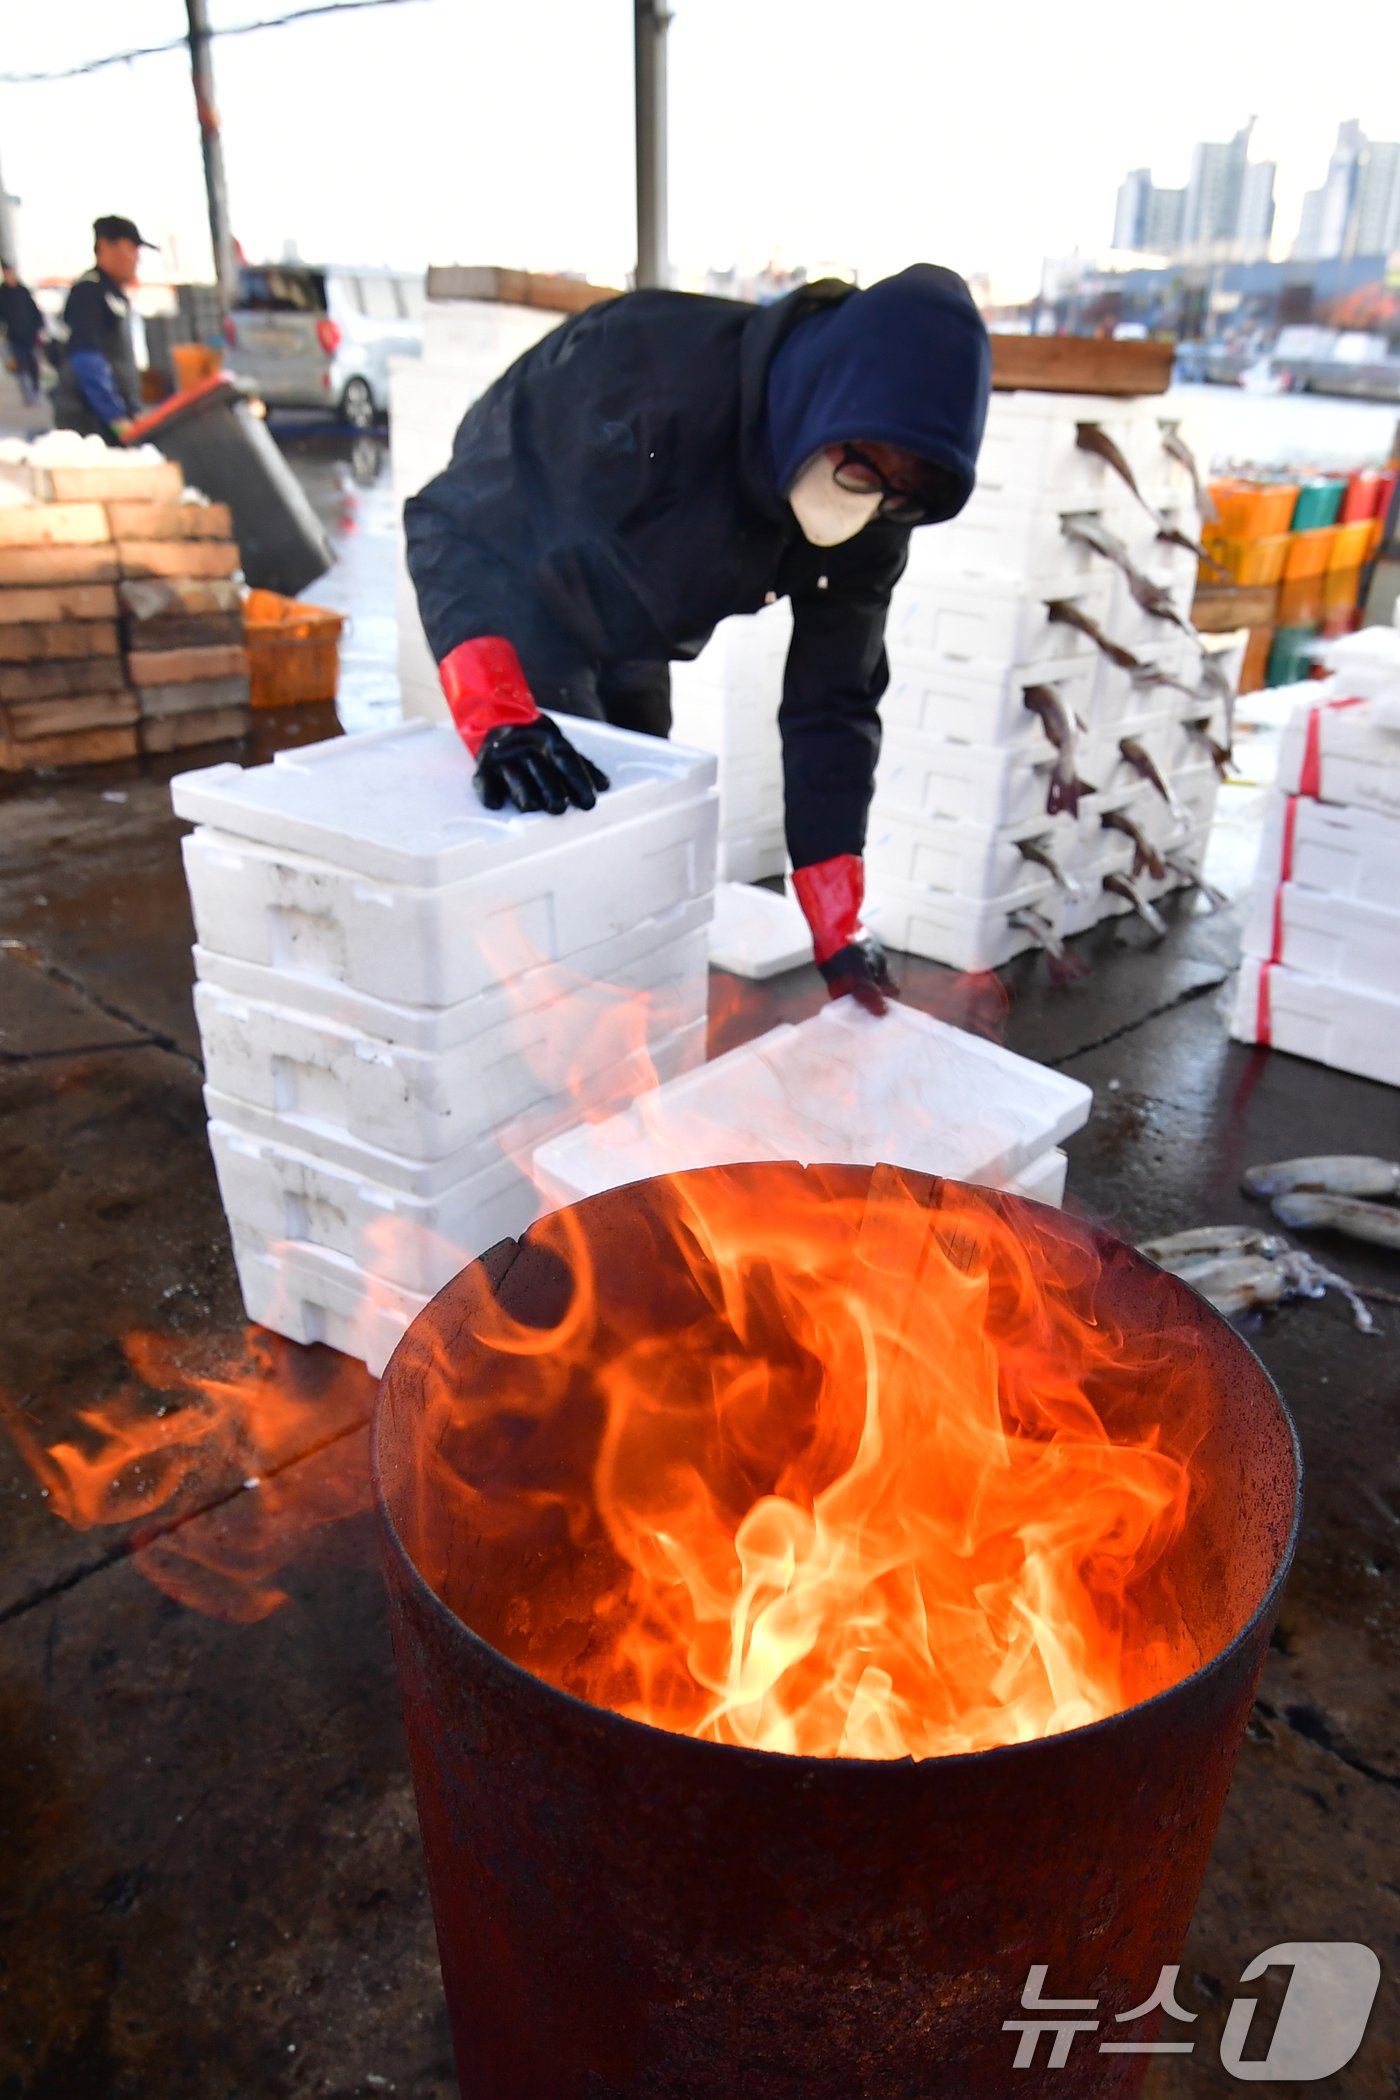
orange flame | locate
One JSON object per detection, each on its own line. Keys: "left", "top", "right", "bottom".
{"left": 3, "top": 1328, "right": 375, "bottom": 1622}
{"left": 401, "top": 1165, "right": 1208, "bottom": 1760}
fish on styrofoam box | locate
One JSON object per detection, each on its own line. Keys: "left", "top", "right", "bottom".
{"left": 880, "top": 648, "right": 1098, "bottom": 748}
{"left": 886, "top": 570, "right": 1114, "bottom": 670}
{"left": 1231, "top": 958, "right": 1400, "bottom": 1087}
{"left": 864, "top": 802, "right": 1090, "bottom": 904}
{"left": 193, "top": 904, "right": 712, "bottom": 1162}
{"left": 173, "top": 722, "right": 718, "bottom": 1008}
{"left": 1088, "top": 634, "right": 1197, "bottom": 730}
{"left": 874, "top": 721, "right": 1060, "bottom": 831}
{"left": 208, "top": 1017, "right": 706, "bottom": 1299}
{"left": 1276, "top": 693, "right": 1400, "bottom": 817}
{"left": 863, "top": 870, "right": 1067, "bottom": 971}
{"left": 706, "top": 880, "right": 812, "bottom": 979}
{"left": 532, "top": 1000, "right": 1092, "bottom": 1209}
{"left": 900, "top": 488, "right": 1107, "bottom": 591}
{"left": 230, "top": 1224, "right": 426, "bottom": 1377}
{"left": 974, "top": 392, "right": 1153, "bottom": 504}
{"left": 1252, "top": 788, "right": 1400, "bottom": 898}
{"left": 1241, "top": 881, "right": 1400, "bottom": 997}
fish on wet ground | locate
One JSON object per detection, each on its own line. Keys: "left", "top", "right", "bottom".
{"left": 1269, "top": 1190, "right": 1400, "bottom": 1251}
{"left": 1242, "top": 1156, "right": 1400, "bottom": 1200}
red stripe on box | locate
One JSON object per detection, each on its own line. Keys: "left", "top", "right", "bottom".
{"left": 1255, "top": 961, "right": 1274, "bottom": 1046}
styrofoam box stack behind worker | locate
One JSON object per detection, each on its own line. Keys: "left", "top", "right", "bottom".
{"left": 862, "top": 390, "right": 1225, "bottom": 972}
{"left": 669, "top": 601, "right": 791, "bottom": 884}
{"left": 1232, "top": 643, "right": 1400, "bottom": 1086}
{"left": 171, "top": 719, "right": 719, "bottom": 1372}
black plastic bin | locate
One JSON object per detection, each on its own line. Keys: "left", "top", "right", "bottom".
{"left": 126, "top": 377, "right": 333, "bottom": 597}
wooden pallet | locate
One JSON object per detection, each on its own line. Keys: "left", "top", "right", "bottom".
{"left": 989, "top": 336, "right": 1174, "bottom": 397}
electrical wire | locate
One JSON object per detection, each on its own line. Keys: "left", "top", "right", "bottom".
{"left": 0, "top": 0, "right": 429, "bottom": 85}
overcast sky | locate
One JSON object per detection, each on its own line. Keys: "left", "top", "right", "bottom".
{"left": 3, "top": 0, "right": 1399, "bottom": 298}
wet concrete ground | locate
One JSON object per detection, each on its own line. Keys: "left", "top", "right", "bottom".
{"left": 1, "top": 416, "right": 1397, "bottom": 2097}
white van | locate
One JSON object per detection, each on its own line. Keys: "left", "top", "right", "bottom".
{"left": 224, "top": 263, "right": 424, "bottom": 426}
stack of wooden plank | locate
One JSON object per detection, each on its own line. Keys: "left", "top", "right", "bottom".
{"left": 0, "top": 452, "right": 251, "bottom": 773}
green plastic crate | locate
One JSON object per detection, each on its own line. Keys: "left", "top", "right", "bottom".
{"left": 1291, "top": 478, "right": 1345, "bottom": 532}
{"left": 1266, "top": 624, "right": 1320, "bottom": 686}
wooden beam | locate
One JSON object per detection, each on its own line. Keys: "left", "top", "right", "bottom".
{"left": 990, "top": 336, "right": 1175, "bottom": 397}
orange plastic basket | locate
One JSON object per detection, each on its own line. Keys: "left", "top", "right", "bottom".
{"left": 1283, "top": 526, "right": 1341, "bottom": 582}
{"left": 1201, "top": 531, "right": 1290, "bottom": 586}
{"left": 1323, "top": 566, "right": 1362, "bottom": 615}
{"left": 1239, "top": 626, "right": 1274, "bottom": 696}
{"left": 1208, "top": 479, "right": 1299, "bottom": 538}
{"left": 1329, "top": 518, "right": 1375, "bottom": 572}
{"left": 243, "top": 587, "right": 344, "bottom": 709}
{"left": 1277, "top": 573, "right": 1324, "bottom": 627}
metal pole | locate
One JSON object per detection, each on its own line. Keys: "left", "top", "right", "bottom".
{"left": 0, "top": 145, "right": 18, "bottom": 268}
{"left": 634, "top": 0, "right": 670, "bottom": 289}
{"left": 185, "top": 0, "right": 239, "bottom": 310}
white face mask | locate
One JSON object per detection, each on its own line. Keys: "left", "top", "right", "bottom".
{"left": 786, "top": 452, "right": 882, "bottom": 546}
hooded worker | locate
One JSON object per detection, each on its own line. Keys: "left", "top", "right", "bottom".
{"left": 404, "top": 265, "right": 992, "bottom": 1012}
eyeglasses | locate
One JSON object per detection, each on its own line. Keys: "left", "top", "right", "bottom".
{"left": 830, "top": 444, "right": 942, "bottom": 526}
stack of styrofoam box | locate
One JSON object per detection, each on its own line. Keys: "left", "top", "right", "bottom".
{"left": 668, "top": 600, "right": 791, "bottom": 882}
{"left": 1231, "top": 633, "right": 1400, "bottom": 1085}
{"left": 863, "top": 392, "right": 1229, "bottom": 969}
{"left": 171, "top": 718, "right": 719, "bottom": 1373}
{"left": 534, "top": 999, "right": 1092, "bottom": 1212}
{"left": 389, "top": 292, "right": 566, "bottom": 724}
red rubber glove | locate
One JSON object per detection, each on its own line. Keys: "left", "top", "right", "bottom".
{"left": 438, "top": 636, "right": 608, "bottom": 815}
{"left": 792, "top": 854, "right": 899, "bottom": 1016}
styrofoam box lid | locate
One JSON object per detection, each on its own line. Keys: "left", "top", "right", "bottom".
{"left": 193, "top": 892, "right": 713, "bottom": 1050}
{"left": 532, "top": 1001, "right": 1092, "bottom": 1200}
{"left": 1279, "top": 693, "right": 1400, "bottom": 795}
{"left": 171, "top": 720, "right": 718, "bottom": 886}
{"left": 707, "top": 881, "right": 811, "bottom": 978}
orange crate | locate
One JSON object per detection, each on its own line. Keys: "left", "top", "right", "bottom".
{"left": 1208, "top": 479, "right": 1299, "bottom": 538}
{"left": 1329, "top": 518, "right": 1374, "bottom": 571}
{"left": 1239, "top": 627, "right": 1274, "bottom": 696}
{"left": 243, "top": 587, "right": 344, "bottom": 709}
{"left": 1277, "top": 573, "right": 1324, "bottom": 626}
{"left": 1323, "top": 566, "right": 1361, "bottom": 615}
{"left": 1201, "top": 530, "right": 1290, "bottom": 586}
{"left": 1283, "top": 526, "right": 1341, "bottom": 581}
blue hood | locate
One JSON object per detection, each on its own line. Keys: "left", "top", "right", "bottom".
{"left": 765, "top": 265, "right": 992, "bottom": 522}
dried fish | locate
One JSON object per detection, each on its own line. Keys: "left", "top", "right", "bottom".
{"left": 1193, "top": 652, "right": 1237, "bottom": 753}
{"left": 1118, "top": 736, "right": 1182, "bottom": 813}
{"left": 1101, "top": 808, "right": 1166, "bottom": 880}
{"left": 1183, "top": 718, "right": 1234, "bottom": 779}
{"left": 1141, "top": 1224, "right": 1289, "bottom": 1267}
{"left": 1023, "top": 684, "right": 1083, "bottom": 815}
{"left": 1270, "top": 1190, "right": 1400, "bottom": 1251}
{"left": 1008, "top": 906, "right": 1066, "bottom": 960}
{"left": 1176, "top": 1250, "right": 1375, "bottom": 1332}
{"left": 1016, "top": 836, "right": 1084, "bottom": 897}
{"left": 1076, "top": 422, "right": 1151, "bottom": 509}
{"left": 1242, "top": 1156, "right": 1400, "bottom": 1200}
{"left": 1104, "top": 869, "right": 1168, "bottom": 936}
{"left": 1062, "top": 515, "right": 1195, "bottom": 636}
{"left": 1160, "top": 423, "right": 1217, "bottom": 522}
{"left": 1164, "top": 853, "right": 1228, "bottom": 910}
{"left": 1047, "top": 598, "right": 1143, "bottom": 673}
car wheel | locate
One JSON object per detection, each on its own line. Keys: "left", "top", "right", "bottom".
{"left": 341, "top": 376, "right": 376, "bottom": 429}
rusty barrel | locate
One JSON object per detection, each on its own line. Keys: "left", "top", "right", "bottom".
{"left": 372, "top": 1166, "right": 1301, "bottom": 2100}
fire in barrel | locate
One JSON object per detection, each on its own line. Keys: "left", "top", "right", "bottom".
{"left": 374, "top": 1163, "right": 1299, "bottom": 2099}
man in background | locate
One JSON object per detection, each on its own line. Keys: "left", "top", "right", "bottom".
{"left": 0, "top": 261, "right": 46, "bottom": 407}
{"left": 52, "top": 214, "right": 156, "bottom": 442}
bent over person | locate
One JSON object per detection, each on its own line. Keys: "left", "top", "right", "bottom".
{"left": 405, "top": 265, "right": 991, "bottom": 1011}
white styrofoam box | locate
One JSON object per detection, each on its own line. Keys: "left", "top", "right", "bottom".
{"left": 532, "top": 1000, "right": 1092, "bottom": 1208}
{"left": 716, "top": 750, "right": 784, "bottom": 832}
{"left": 182, "top": 793, "right": 717, "bottom": 1010}
{"left": 422, "top": 298, "right": 561, "bottom": 366}
{"left": 668, "top": 685, "right": 780, "bottom": 764}
{"left": 1317, "top": 626, "right": 1400, "bottom": 708}
{"left": 974, "top": 392, "right": 1152, "bottom": 503}
{"left": 173, "top": 720, "right": 714, "bottom": 887}
{"left": 880, "top": 650, "right": 1098, "bottom": 748}
{"left": 865, "top": 804, "right": 1073, "bottom": 905}
{"left": 887, "top": 571, "right": 1114, "bottom": 669}
{"left": 864, "top": 871, "right": 1066, "bottom": 971}
{"left": 230, "top": 1224, "right": 426, "bottom": 1377}
{"left": 901, "top": 488, "right": 1107, "bottom": 591}
{"left": 1277, "top": 694, "right": 1400, "bottom": 817}
{"left": 875, "top": 725, "right": 1060, "bottom": 831}
{"left": 194, "top": 923, "right": 711, "bottom": 1162}
{"left": 1003, "top": 1146, "right": 1069, "bottom": 1206}
{"left": 707, "top": 880, "right": 811, "bottom": 978}
{"left": 1241, "top": 882, "right": 1400, "bottom": 996}
{"left": 1231, "top": 958, "right": 1400, "bottom": 1086}
{"left": 716, "top": 829, "right": 788, "bottom": 885}
{"left": 1253, "top": 789, "right": 1400, "bottom": 898}
{"left": 1089, "top": 633, "right": 1196, "bottom": 730}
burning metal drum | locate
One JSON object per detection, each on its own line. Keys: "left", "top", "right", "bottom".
{"left": 373, "top": 1164, "right": 1299, "bottom": 2099}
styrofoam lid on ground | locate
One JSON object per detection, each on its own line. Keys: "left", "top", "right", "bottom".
{"left": 1318, "top": 628, "right": 1400, "bottom": 718}
{"left": 170, "top": 720, "right": 718, "bottom": 885}
{"left": 707, "top": 881, "right": 811, "bottom": 979}
{"left": 533, "top": 1000, "right": 1092, "bottom": 1203}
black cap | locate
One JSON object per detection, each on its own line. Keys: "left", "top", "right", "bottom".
{"left": 94, "top": 215, "right": 158, "bottom": 250}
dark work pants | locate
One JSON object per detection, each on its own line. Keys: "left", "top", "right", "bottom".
{"left": 515, "top": 644, "right": 672, "bottom": 741}
{"left": 9, "top": 339, "right": 41, "bottom": 403}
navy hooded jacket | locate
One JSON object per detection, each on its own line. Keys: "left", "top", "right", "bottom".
{"left": 405, "top": 267, "right": 991, "bottom": 870}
